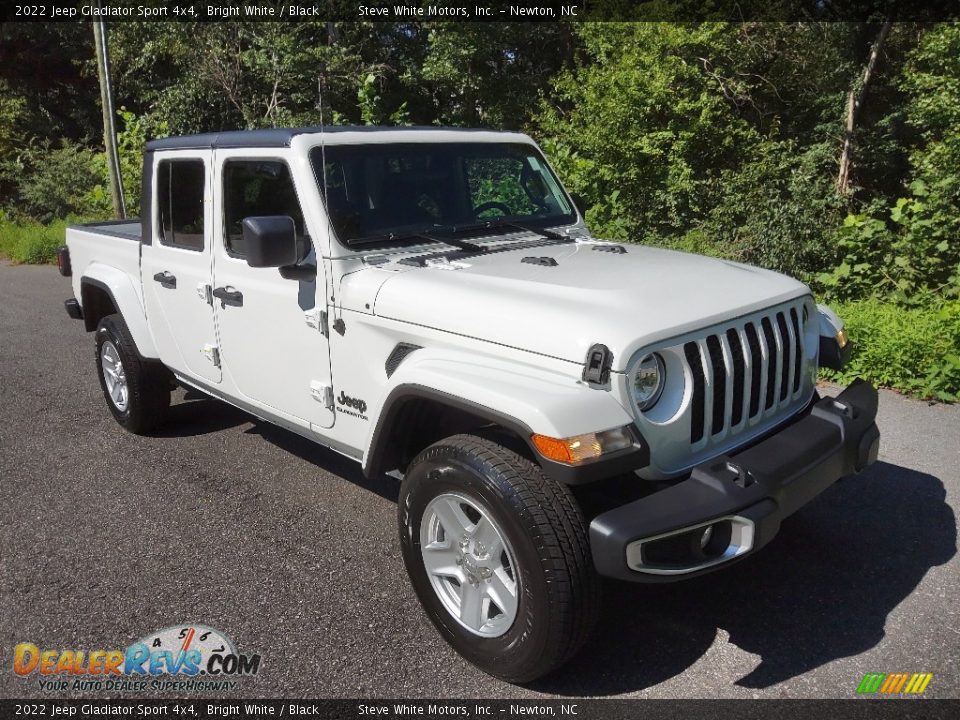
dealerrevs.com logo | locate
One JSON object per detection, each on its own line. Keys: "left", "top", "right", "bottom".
{"left": 13, "top": 624, "right": 261, "bottom": 693}
{"left": 856, "top": 672, "right": 934, "bottom": 696}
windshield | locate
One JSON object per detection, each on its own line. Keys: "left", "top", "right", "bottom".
{"left": 309, "top": 142, "right": 575, "bottom": 247}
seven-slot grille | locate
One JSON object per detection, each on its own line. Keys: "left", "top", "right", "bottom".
{"left": 683, "top": 304, "right": 807, "bottom": 445}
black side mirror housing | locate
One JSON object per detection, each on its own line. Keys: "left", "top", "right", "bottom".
{"left": 242, "top": 216, "right": 308, "bottom": 268}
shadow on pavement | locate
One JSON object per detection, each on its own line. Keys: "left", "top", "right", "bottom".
{"left": 151, "top": 390, "right": 251, "bottom": 438}
{"left": 533, "top": 461, "right": 956, "bottom": 695}
{"left": 152, "top": 390, "right": 401, "bottom": 502}
{"left": 247, "top": 420, "right": 401, "bottom": 504}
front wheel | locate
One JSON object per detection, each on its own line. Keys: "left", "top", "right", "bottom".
{"left": 398, "top": 434, "right": 599, "bottom": 683}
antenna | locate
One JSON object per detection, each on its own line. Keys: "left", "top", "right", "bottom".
{"left": 318, "top": 77, "right": 330, "bottom": 240}
{"left": 318, "top": 74, "right": 340, "bottom": 323}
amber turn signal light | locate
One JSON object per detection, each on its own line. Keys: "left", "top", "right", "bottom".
{"left": 531, "top": 426, "right": 634, "bottom": 465}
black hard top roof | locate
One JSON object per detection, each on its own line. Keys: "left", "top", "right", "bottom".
{"left": 145, "top": 126, "right": 504, "bottom": 151}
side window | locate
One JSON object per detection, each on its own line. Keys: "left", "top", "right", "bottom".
{"left": 222, "top": 160, "right": 306, "bottom": 257}
{"left": 156, "top": 159, "right": 205, "bottom": 251}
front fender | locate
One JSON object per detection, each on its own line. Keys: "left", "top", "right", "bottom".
{"left": 362, "top": 347, "right": 641, "bottom": 481}
{"left": 81, "top": 263, "right": 159, "bottom": 359}
{"left": 817, "top": 303, "right": 852, "bottom": 370}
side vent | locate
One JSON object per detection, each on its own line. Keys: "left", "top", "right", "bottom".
{"left": 591, "top": 244, "right": 626, "bottom": 254}
{"left": 521, "top": 256, "right": 558, "bottom": 267}
{"left": 385, "top": 343, "right": 422, "bottom": 378}
{"left": 582, "top": 343, "right": 612, "bottom": 384}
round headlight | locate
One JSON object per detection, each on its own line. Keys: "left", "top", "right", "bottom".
{"left": 631, "top": 352, "right": 665, "bottom": 411}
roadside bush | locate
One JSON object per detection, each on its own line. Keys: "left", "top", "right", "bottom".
{"left": 697, "top": 140, "right": 846, "bottom": 280}
{"left": 0, "top": 110, "right": 156, "bottom": 223}
{"left": 0, "top": 141, "right": 104, "bottom": 222}
{"left": 83, "top": 108, "right": 158, "bottom": 216}
{"left": 0, "top": 218, "right": 73, "bottom": 264}
{"left": 817, "top": 179, "right": 960, "bottom": 305}
{"left": 822, "top": 300, "right": 960, "bottom": 401}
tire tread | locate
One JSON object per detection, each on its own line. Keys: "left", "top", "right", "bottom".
{"left": 405, "top": 433, "right": 599, "bottom": 682}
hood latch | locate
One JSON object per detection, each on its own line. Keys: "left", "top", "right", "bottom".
{"left": 583, "top": 343, "right": 613, "bottom": 384}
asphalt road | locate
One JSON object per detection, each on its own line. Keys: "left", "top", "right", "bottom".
{"left": 1, "top": 262, "right": 958, "bottom": 700}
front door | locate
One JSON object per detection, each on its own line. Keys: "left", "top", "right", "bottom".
{"left": 211, "top": 153, "right": 334, "bottom": 429}
{"left": 141, "top": 153, "right": 221, "bottom": 383}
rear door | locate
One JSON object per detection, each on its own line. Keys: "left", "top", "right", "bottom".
{"left": 210, "top": 151, "right": 334, "bottom": 428}
{"left": 141, "top": 153, "right": 221, "bottom": 383}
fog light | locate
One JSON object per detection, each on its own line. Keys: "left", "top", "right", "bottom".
{"left": 626, "top": 517, "right": 755, "bottom": 574}
{"left": 699, "top": 524, "right": 714, "bottom": 549}
{"left": 531, "top": 426, "right": 634, "bottom": 464}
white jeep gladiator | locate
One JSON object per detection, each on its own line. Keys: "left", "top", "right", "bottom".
{"left": 59, "top": 127, "right": 880, "bottom": 682}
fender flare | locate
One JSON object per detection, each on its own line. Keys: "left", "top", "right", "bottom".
{"left": 816, "top": 303, "right": 852, "bottom": 370}
{"left": 362, "top": 349, "right": 646, "bottom": 483}
{"left": 81, "top": 264, "right": 159, "bottom": 359}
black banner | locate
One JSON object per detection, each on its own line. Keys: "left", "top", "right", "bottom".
{"left": 2, "top": 0, "right": 960, "bottom": 24}
{"left": 1, "top": 699, "right": 959, "bottom": 720}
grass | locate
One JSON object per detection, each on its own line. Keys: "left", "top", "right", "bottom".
{"left": 0, "top": 218, "right": 73, "bottom": 264}
{"left": 821, "top": 299, "right": 960, "bottom": 402}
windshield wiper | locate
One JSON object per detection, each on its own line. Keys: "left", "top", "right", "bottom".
{"left": 347, "top": 220, "right": 565, "bottom": 253}
{"left": 432, "top": 219, "right": 566, "bottom": 241}
{"left": 348, "top": 231, "right": 483, "bottom": 253}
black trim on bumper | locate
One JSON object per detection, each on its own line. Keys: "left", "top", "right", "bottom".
{"left": 590, "top": 379, "right": 880, "bottom": 582}
{"left": 64, "top": 298, "right": 83, "bottom": 320}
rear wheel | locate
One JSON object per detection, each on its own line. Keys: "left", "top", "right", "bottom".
{"left": 95, "top": 314, "right": 170, "bottom": 434}
{"left": 398, "top": 433, "right": 599, "bottom": 683}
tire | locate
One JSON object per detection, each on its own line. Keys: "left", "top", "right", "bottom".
{"left": 95, "top": 314, "right": 170, "bottom": 434}
{"left": 398, "top": 433, "right": 600, "bottom": 683}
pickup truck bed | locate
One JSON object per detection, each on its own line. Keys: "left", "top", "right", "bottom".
{"left": 66, "top": 220, "right": 142, "bottom": 279}
{"left": 65, "top": 219, "right": 146, "bottom": 339}
{"left": 73, "top": 220, "right": 142, "bottom": 241}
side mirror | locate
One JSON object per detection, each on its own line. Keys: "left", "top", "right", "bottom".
{"left": 242, "top": 216, "right": 307, "bottom": 268}
{"left": 569, "top": 192, "right": 588, "bottom": 216}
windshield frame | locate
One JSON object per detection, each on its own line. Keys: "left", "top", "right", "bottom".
{"left": 307, "top": 139, "right": 580, "bottom": 253}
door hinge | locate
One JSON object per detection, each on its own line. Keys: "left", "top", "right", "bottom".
{"left": 305, "top": 309, "right": 329, "bottom": 337}
{"left": 201, "top": 344, "right": 221, "bottom": 368}
{"left": 310, "top": 381, "right": 334, "bottom": 409}
{"left": 197, "top": 283, "right": 213, "bottom": 305}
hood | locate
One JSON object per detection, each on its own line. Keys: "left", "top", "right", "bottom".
{"left": 363, "top": 241, "right": 811, "bottom": 371}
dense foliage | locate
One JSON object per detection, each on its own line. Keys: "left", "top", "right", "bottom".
{"left": 0, "top": 21, "right": 957, "bottom": 398}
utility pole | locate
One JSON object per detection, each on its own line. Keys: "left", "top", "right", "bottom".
{"left": 92, "top": 3, "right": 125, "bottom": 219}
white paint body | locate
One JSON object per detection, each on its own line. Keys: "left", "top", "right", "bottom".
{"left": 67, "top": 129, "right": 838, "bottom": 479}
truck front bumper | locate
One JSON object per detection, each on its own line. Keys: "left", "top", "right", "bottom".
{"left": 590, "top": 379, "right": 880, "bottom": 581}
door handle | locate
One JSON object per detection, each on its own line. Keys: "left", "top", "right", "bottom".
{"left": 153, "top": 271, "right": 177, "bottom": 289}
{"left": 212, "top": 286, "right": 243, "bottom": 307}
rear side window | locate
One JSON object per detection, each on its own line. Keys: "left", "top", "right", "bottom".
{"left": 156, "top": 159, "right": 205, "bottom": 251}
{"left": 222, "top": 160, "right": 306, "bottom": 257}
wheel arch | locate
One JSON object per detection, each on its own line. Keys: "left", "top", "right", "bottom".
{"left": 363, "top": 385, "right": 535, "bottom": 479}
{"left": 362, "top": 348, "right": 645, "bottom": 484}
{"left": 80, "top": 266, "right": 159, "bottom": 359}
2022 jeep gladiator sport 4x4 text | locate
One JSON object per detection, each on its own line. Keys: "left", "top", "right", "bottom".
{"left": 59, "top": 127, "right": 880, "bottom": 682}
